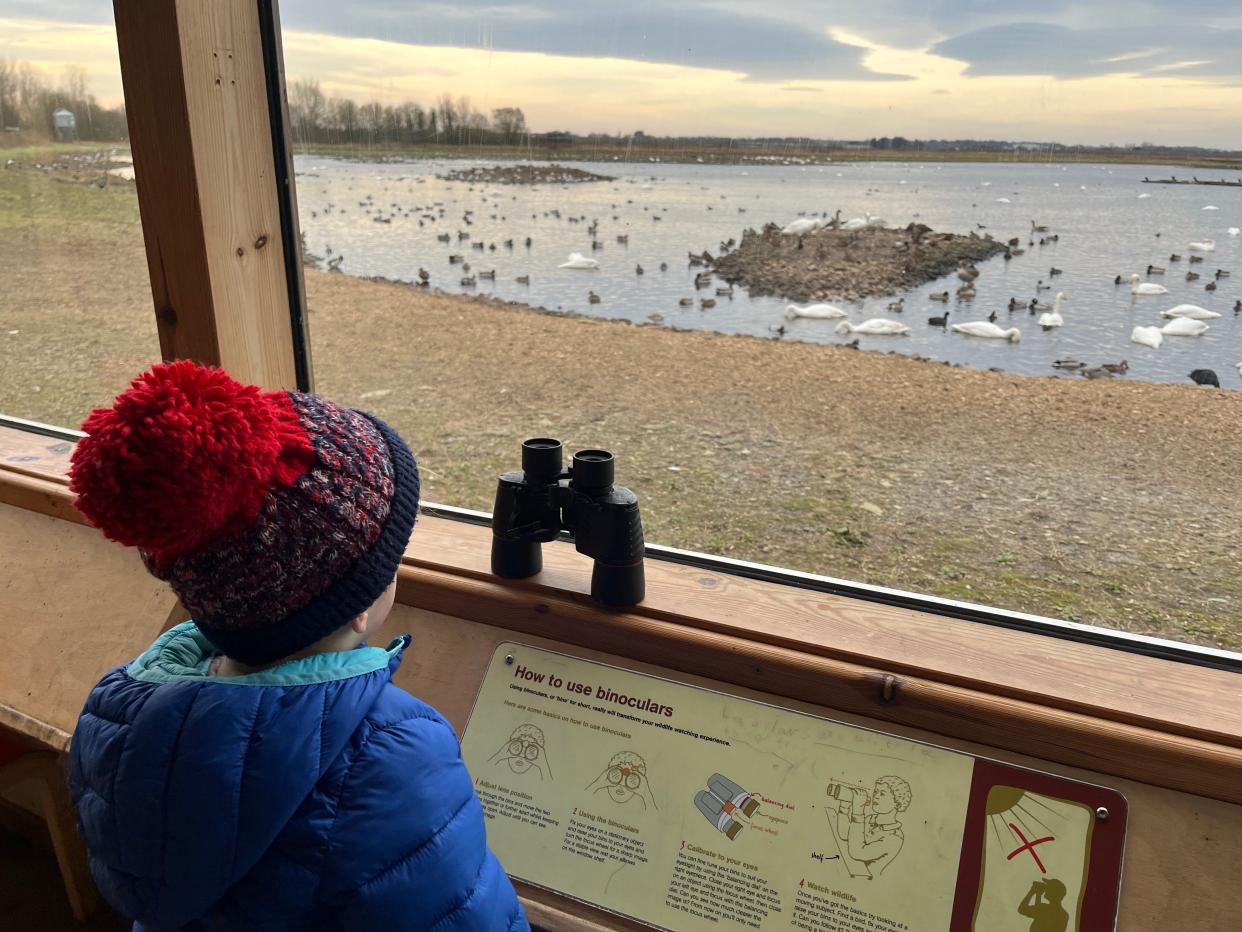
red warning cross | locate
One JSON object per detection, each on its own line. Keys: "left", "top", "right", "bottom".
{"left": 1006, "top": 823, "right": 1055, "bottom": 873}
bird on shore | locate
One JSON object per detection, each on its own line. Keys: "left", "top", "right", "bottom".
{"left": 1189, "top": 369, "right": 1220, "bottom": 387}
{"left": 771, "top": 324, "right": 787, "bottom": 337}
{"left": 951, "top": 321, "right": 1022, "bottom": 341}
{"left": 1130, "top": 274, "right": 1168, "bottom": 295}
{"left": 835, "top": 319, "right": 910, "bottom": 335}
{"left": 957, "top": 261, "right": 980, "bottom": 282}
{"left": 417, "top": 267, "right": 430, "bottom": 282}
{"left": 928, "top": 310, "right": 950, "bottom": 327}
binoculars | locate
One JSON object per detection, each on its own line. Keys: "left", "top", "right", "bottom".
{"left": 491, "top": 438, "right": 645, "bottom": 606}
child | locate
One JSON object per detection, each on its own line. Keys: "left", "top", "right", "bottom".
{"left": 66, "top": 360, "right": 528, "bottom": 931}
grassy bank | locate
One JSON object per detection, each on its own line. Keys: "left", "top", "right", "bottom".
{"left": 293, "top": 141, "right": 1242, "bottom": 170}
{"left": 3, "top": 154, "right": 1241, "bottom": 651}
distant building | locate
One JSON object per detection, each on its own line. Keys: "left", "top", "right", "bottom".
{"left": 53, "top": 108, "right": 78, "bottom": 142}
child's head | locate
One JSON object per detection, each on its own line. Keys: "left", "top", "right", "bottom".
{"left": 67, "top": 361, "right": 420, "bottom": 666}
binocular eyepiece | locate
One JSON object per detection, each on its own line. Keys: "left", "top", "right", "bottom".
{"left": 491, "top": 438, "right": 645, "bottom": 606}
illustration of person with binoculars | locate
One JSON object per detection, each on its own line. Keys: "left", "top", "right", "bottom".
{"left": 823, "top": 775, "right": 912, "bottom": 878}
{"left": 489, "top": 723, "right": 553, "bottom": 780}
{"left": 585, "top": 751, "right": 658, "bottom": 810}
{"left": 1017, "top": 878, "right": 1068, "bottom": 931}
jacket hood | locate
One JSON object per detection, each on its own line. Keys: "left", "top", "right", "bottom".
{"left": 69, "top": 622, "right": 409, "bottom": 928}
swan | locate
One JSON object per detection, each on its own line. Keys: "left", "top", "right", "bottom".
{"left": 785, "top": 303, "right": 847, "bottom": 320}
{"left": 1229, "top": 228, "right": 1241, "bottom": 236}
{"left": 781, "top": 217, "right": 822, "bottom": 236}
{"left": 841, "top": 217, "right": 868, "bottom": 231}
{"left": 1188, "top": 239, "right": 1216, "bottom": 252}
{"left": 996, "top": 197, "right": 1011, "bottom": 204}
{"left": 1202, "top": 205, "right": 1220, "bottom": 211}
{"left": 1130, "top": 326, "right": 1163, "bottom": 349}
{"left": 1161, "top": 317, "right": 1209, "bottom": 336}
{"left": 1162, "top": 304, "right": 1221, "bottom": 320}
{"left": 1129, "top": 274, "right": 1167, "bottom": 295}
{"left": 834, "top": 318, "right": 909, "bottom": 335}
{"left": 1137, "top": 193, "right": 1152, "bottom": 199}
{"left": 559, "top": 252, "right": 599, "bottom": 270}
{"left": 1037, "top": 292, "right": 1066, "bottom": 328}
{"left": 951, "top": 321, "right": 1022, "bottom": 341}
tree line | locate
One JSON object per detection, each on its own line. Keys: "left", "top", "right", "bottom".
{"left": 287, "top": 79, "right": 528, "bottom": 147}
{"left": 0, "top": 60, "right": 128, "bottom": 141}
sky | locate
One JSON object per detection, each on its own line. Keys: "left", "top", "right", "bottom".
{"left": 2, "top": 1, "right": 1241, "bottom": 147}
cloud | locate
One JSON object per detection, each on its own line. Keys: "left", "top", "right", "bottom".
{"left": 931, "top": 23, "right": 1242, "bottom": 80}
{"left": 276, "top": 0, "right": 909, "bottom": 82}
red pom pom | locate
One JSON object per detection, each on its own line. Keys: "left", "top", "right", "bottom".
{"left": 68, "top": 360, "right": 314, "bottom": 563}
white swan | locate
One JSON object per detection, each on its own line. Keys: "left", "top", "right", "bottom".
{"left": 1129, "top": 274, "right": 1168, "bottom": 296}
{"left": 1202, "top": 205, "right": 1220, "bottom": 211}
{"left": 781, "top": 217, "right": 822, "bottom": 236}
{"left": 1161, "top": 317, "right": 1209, "bottom": 336}
{"left": 1037, "top": 292, "right": 1066, "bottom": 328}
{"left": 1137, "top": 193, "right": 1152, "bottom": 199}
{"left": 1229, "top": 227, "right": 1241, "bottom": 236}
{"left": 1130, "top": 326, "right": 1163, "bottom": 349}
{"left": 558, "top": 252, "right": 599, "bottom": 270}
{"left": 1162, "top": 304, "right": 1221, "bottom": 320}
{"left": 1188, "top": 239, "right": 1216, "bottom": 252}
{"left": 841, "top": 217, "right": 868, "bottom": 231}
{"left": 995, "top": 197, "right": 1011, "bottom": 204}
{"left": 951, "top": 321, "right": 1022, "bottom": 342}
{"left": 834, "top": 318, "right": 909, "bottom": 335}
{"left": 785, "top": 303, "right": 847, "bottom": 320}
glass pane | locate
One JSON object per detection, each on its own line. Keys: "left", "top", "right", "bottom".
{"left": 0, "top": 5, "right": 157, "bottom": 430}
{"left": 278, "top": 3, "right": 1242, "bottom": 652}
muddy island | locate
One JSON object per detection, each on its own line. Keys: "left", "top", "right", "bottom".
{"left": 436, "top": 164, "right": 613, "bottom": 185}
{"left": 709, "top": 222, "right": 1007, "bottom": 302}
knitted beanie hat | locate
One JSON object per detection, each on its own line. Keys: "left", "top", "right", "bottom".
{"left": 67, "top": 360, "right": 420, "bottom": 666}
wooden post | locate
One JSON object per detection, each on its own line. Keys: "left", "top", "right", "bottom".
{"left": 113, "top": 0, "right": 308, "bottom": 390}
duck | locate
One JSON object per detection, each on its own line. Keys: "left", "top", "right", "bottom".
{"left": 635, "top": 264, "right": 644, "bottom": 275}
{"left": 1031, "top": 220, "right": 1049, "bottom": 232}
{"left": 417, "top": 267, "right": 430, "bottom": 282}
{"left": 1162, "top": 304, "right": 1220, "bottom": 320}
{"left": 1035, "top": 280, "right": 1052, "bottom": 291}
{"left": 957, "top": 262, "right": 980, "bottom": 282}
{"left": 1169, "top": 254, "right": 1182, "bottom": 262}
{"left": 951, "top": 321, "right": 1022, "bottom": 341}
{"left": 1188, "top": 254, "right": 1204, "bottom": 264}
{"left": 1235, "top": 300, "right": 1242, "bottom": 313}
{"left": 559, "top": 252, "right": 599, "bottom": 270}
{"left": 887, "top": 298, "right": 905, "bottom": 313}
{"left": 588, "top": 291, "right": 601, "bottom": 304}
{"left": 1052, "top": 358, "right": 1086, "bottom": 370}
{"left": 1189, "top": 369, "right": 1220, "bottom": 387}
{"left": 1147, "top": 264, "right": 1165, "bottom": 275}
{"left": 478, "top": 269, "right": 496, "bottom": 280}
{"left": 1130, "top": 274, "right": 1168, "bottom": 295}
{"left": 1186, "top": 271, "right": 1201, "bottom": 281}
{"left": 1082, "top": 367, "right": 1113, "bottom": 380}
{"left": 1029, "top": 298, "right": 1050, "bottom": 312}
{"left": 929, "top": 291, "right": 950, "bottom": 302}
{"left": 785, "top": 303, "right": 847, "bottom": 320}
{"left": 647, "top": 313, "right": 664, "bottom": 322}
{"left": 700, "top": 298, "right": 717, "bottom": 309}
{"left": 448, "top": 254, "right": 464, "bottom": 264}
{"left": 716, "top": 285, "right": 734, "bottom": 297}
{"left": 1206, "top": 281, "right": 1217, "bottom": 292}
{"left": 1048, "top": 266, "right": 1063, "bottom": 276}
{"left": 460, "top": 275, "right": 476, "bottom": 286}
{"left": 1038, "top": 292, "right": 1066, "bottom": 329}
{"left": 1161, "top": 317, "right": 1209, "bottom": 336}
{"left": 834, "top": 319, "right": 910, "bottom": 336}
{"left": 1008, "top": 297, "right": 1023, "bottom": 311}
{"left": 1217, "top": 269, "right": 1231, "bottom": 279}
{"left": 1189, "top": 239, "right": 1216, "bottom": 252}
{"left": 1101, "top": 360, "right": 1129, "bottom": 374}
{"left": 987, "top": 310, "right": 998, "bottom": 322}
{"left": 516, "top": 275, "right": 530, "bottom": 285}
{"left": 659, "top": 262, "right": 669, "bottom": 272}
{"left": 1130, "top": 326, "right": 1163, "bottom": 349}
{"left": 928, "top": 310, "right": 950, "bottom": 327}
{"left": 678, "top": 298, "right": 694, "bottom": 307}
{"left": 957, "top": 283, "right": 977, "bottom": 299}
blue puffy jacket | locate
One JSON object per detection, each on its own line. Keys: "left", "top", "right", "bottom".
{"left": 68, "top": 622, "right": 528, "bottom": 931}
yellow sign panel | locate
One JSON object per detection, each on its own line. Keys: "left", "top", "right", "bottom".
{"left": 460, "top": 643, "right": 1125, "bottom": 931}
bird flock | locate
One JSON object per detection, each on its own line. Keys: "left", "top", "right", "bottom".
{"left": 297, "top": 163, "right": 1239, "bottom": 387}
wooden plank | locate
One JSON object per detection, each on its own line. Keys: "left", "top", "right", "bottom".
{"left": 175, "top": 0, "right": 298, "bottom": 389}
{"left": 113, "top": 0, "right": 219, "bottom": 367}
{"left": 376, "top": 606, "right": 1242, "bottom": 932}
{"left": 112, "top": 0, "right": 298, "bottom": 390}
{"left": 396, "top": 565, "right": 1242, "bottom": 807}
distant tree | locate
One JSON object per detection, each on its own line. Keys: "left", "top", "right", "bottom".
{"left": 435, "top": 93, "right": 457, "bottom": 134}
{"left": 288, "top": 79, "right": 327, "bottom": 144}
{"left": 492, "top": 106, "right": 527, "bottom": 143}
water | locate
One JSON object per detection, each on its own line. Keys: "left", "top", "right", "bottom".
{"left": 295, "top": 156, "right": 1242, "bottom": 385}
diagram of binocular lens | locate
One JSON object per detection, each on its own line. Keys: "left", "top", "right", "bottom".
{"left": 693, "top": 773, "right": 760, "bottom": 840}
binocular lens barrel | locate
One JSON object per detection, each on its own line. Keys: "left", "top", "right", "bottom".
{"left": 572, "top": 449, "right": 614, "bottom": 492}
{"left": 521, "top": 438, "right": 563, "bottom": 481}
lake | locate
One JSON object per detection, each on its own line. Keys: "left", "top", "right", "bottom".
{"left": 294, "top": 156, "right": 1241, "bottom": 386}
